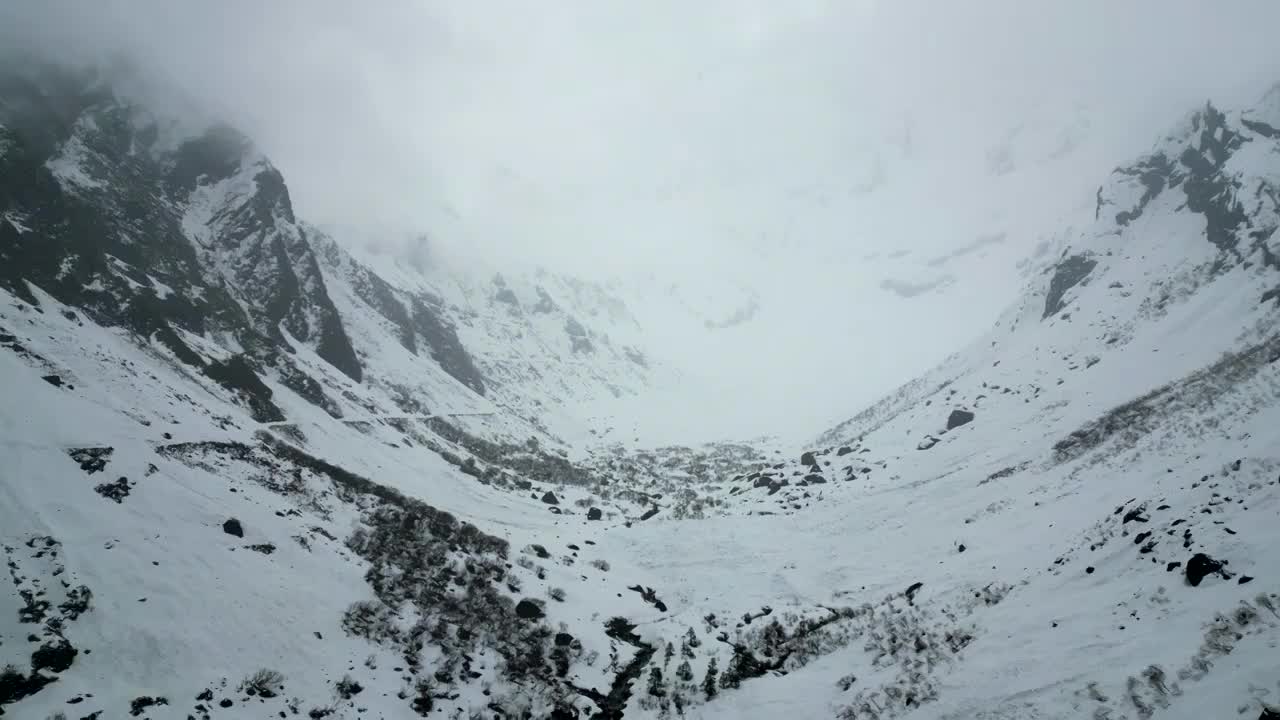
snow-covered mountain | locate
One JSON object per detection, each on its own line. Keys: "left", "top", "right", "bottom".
{"left": 2, "top": 59, "right": 1279, "bottom": 720}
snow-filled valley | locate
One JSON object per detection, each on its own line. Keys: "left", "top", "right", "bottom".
{"left": 2, "top": 61, "right": 1280, "bottom": 720}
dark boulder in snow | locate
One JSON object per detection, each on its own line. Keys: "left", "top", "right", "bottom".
{"left": 904, "top": 582, "right": 924, "bottom": 604}
{"left": 800, "top": 451, "right": 817, "bottom": 466}
{"left": 541, "top": 491, "right": 559, "bottom": 505}
{"left": 836, "top": 446, "right": 854, "bottom": 456}
{"left": 41, "top": 374, "right": 63, "bottom": 387}
{"left": 946, "top": 409, "right": 975, "bottom": 430}
{"left": 555, "top": 632, "right": 574, "bottom": 647}
{"left": 222, "top": 518, "right": 244, "bottom": 538}
{"left": 1185, "top": 552, "right": 1227, "bottom": 586}
{"left": 515, "top": 599, "right": 545, "bottom": 620}
{"left": 917, "top": 436, "right": 939, "bottom": 451}
{"left": 587, "top": 507, "right": 603, "bottom": 521}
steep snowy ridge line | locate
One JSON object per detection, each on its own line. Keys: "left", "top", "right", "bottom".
{"left": 2, "top": 65, "right": 1280, "bottom": 718}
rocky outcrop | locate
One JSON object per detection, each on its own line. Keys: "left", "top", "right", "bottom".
{"left": 1043, "top": 254, "right": 1097, "bottom": 319}
{"left": 946, "top": 409, "right": 975, "bottom": 430}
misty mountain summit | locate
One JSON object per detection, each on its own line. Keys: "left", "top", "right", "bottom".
{"left": 3, "top": 34, "right": 1280, "bottom": 720}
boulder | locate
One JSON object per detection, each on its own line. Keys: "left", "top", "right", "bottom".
{"left": 1186, "top": 552, "right": 1226, "bottom": 587}
{"left": 515, "top": 599, "right": 545, "bottom": 620}
{"left": 946, "top": 409, "right": 975, "bottom": 430}
{"left": 222, "top": 518, "right": 244, "bottom": 538}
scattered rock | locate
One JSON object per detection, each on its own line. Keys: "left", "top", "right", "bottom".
{"left": 68, "top": 447, "right": 113, "bottom": 474}
{"left": 587, "top": 507, "right": 603, "bottom": 521}
{"left": 541, "top": 491, "right": 559, "bottom": 505}
{"left": 836, "top": 446, "right": 854, "bottom": 456}
{"left": 1122, "top": 506, "right": 1150, "bottom": 524}
{"left": 554, "top": 632, "right": 574, "bottom": 647}
{"left": 917, "top": 436, "right": 939, "bottom": 451}
{"left": 222, "top": 518, "right": 244, "bottom": 538}
{"left": 129, "top": 696, "right": 168, "bottom": 716}
{"left": 94, "top": 477, "right": 132, "bottom": 503}
{"left": 627, "top": 584, "right": 668, "bottom": 612}
{"left": 800, "top": 451, "right": 817, "bottom": 466}
{"left": 41, "top": 374, "right": 64, "bottom": 387}
{"left": 1086, "top": 566, "right": 1095, "bottom": 574}
{"left": 1239, "top": 575, "right": 1255, "bottom": 585}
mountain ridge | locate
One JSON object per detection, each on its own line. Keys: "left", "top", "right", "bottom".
{"left": 2, "top": 60, "right": 1279, "bottom": 720}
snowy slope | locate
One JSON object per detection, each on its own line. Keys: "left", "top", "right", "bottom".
{"left": 3, "top": 62, "right": 1280, "bottom": 720}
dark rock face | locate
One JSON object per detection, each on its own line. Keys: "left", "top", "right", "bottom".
{"left": 203, "top": 354, "right": 284, "bottom": 423}
{"left": 166, "top": 124, "right": 249, "bottom": 196}
{"left": 0, "top": 67, "right": 364, "bottom": 418}
{"left": 1179, "top": 104, "right": 1248, "bottom": 253}
{"left": 1043, "top": 254, "right": 1098, "bottom": 319}
{"left": 565, "top": 317, "right": 593, "bottom": 354}
{"left": 946, "top": 409, "right": 975, "bottom": 430}
{"left": 1185, "top": 552, "right": 1226, "bottom": 586}
{"left": 222, "top": 518, "right": 244, "bottom": 538}
{"left": 408, "top": 296, "right": 486, "bottom": 395}
{"left": 325, "top": 237, "right": 488, "bottom": 396}
{"left": 514, "top": 599, "right": 545, "bottom": 620}
{"left": 494, "top": 287, "right": 519, "bottom": 307}
{"left": 1112, "top": 152, "right": 1174, "bottom": 226}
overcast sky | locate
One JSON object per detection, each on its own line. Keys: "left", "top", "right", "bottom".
{"left": 5, "top": 0, "right": 1280, "bottom": 440}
